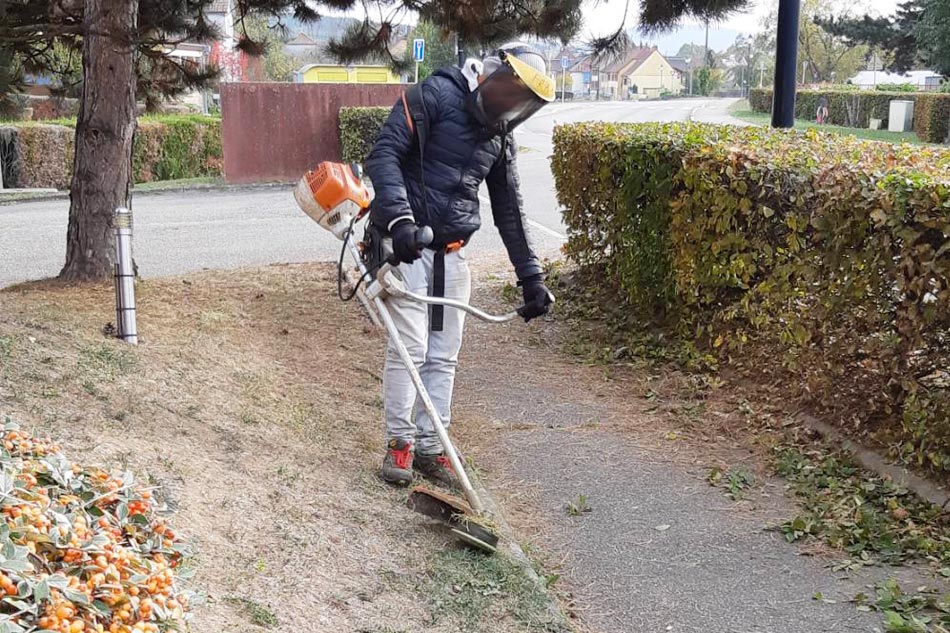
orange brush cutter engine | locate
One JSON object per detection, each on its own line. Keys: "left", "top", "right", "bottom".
{"left": 293, "top": 162, "right": 371, "bottom": 240}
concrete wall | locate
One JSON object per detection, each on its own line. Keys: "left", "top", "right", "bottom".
{"left": 221, "top": 82, "right": 404, "bottom": 184}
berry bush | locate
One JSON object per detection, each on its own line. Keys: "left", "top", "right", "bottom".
{"left": 0, "top": 419, "right": 193, "bottom": 633}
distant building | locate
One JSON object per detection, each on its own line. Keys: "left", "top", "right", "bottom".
{"left": 205, "top": 0, "right": 252, "bottom": 82}
{"left": 284, "top": 33, "right": 321, "bottom": 60}
{"left": 603, "top": 46, "right": 684, "bottom": 99}
{"left": 293, "top": 64, "right": 402, "bottom": 84}
{"left": 849, "top": 69, "right": 943, "bottom": 91}
{"left": 567, "top": 56, "right": 595, "bottom": 97}
{"left": 548, "top": 47, "right": 583, "bottom": 95}
{"left": 664, "top": 56, "right": 694, "bottom": 94}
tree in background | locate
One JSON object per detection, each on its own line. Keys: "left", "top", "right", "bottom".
{"left": 724, "top": 35, "right": 753, "bottom": 90}
{"left": 404, "top": 21, "right": 458, "bottom": 81}
{"left": 694, "top": 66, "right": 723, "bottom": 95}
{"left": 817, "top": 1, "right": 923, "bottom": 74}
{"left": 818, "top": 0, "right": 950, "bottom": 78}
{"left": 676, "top": 43, "right": 706, "bottom": 65}
{"left": 749, "top": 31, "right": 776, "bottom": 88}
{"left": 245, "top": 17, "right": 296, "bottom": 82}
{"left": 918, "top": 0, "right": 950, "bottom": 76}
{"left": 0, "top": 49, "right": 23, "bottom": 117}
{"left": 793, "top": 0, "right": 868, "bottom": 83}
{"left": 34, "top": 41, "right": 84, "bottom": 99}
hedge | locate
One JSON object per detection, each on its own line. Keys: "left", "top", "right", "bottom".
{"left": 749, "top": 88, "right": 950, "bottom": 143}
{"left": 0, "top": 124, "right": 74, "bottom": 189}
{"left": 0, "top": 115, "right": 222, "bottom": 189}
{"left": 339, "top": 107, "right": 390, "bottom": 165}
{"left": 132, "top": 115, "right": 222, "bottom": 182}
{"left": 914, "top": 93, "right": 950, "bottom": 144}
{"left": 553, "top": 122, "right": 950, "bottom": 473}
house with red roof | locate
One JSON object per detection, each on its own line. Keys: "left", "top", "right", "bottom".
{"left": 595, "top": 46, "right": 683, "bottom": 99}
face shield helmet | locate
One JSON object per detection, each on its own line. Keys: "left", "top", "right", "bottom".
{"left": 468, "top": 44, "right": 555, "bottom": 136}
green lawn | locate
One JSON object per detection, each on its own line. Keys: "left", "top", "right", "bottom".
{"left": 2, "top": 113, "right": 220, "bottom": 128}
{"left": 132, "top": 176, "right": 223, "bottom": 192}
{"left": 731, "top": 108, "right": 929, "bottom": 145}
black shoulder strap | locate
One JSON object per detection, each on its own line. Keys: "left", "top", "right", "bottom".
{"left": 403, "top": 83, "right": 445, "bottom": 332}
{"left": 402, "top": 84, "right": 430, "bottom": 163}
{"left": 401, "top": 84, "right": 431, "bottom": 225}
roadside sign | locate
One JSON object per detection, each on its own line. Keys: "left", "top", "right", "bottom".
{"left": 561, "top": 57, "right": 569, "bottom": 70}
{"left": 413, "top": 39, "right": 425, "bottom": 63}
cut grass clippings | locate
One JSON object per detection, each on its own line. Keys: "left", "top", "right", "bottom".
{"left": 426, "top": 549, "right": 569, "bottom": 633}
{"left": 854, "top": 579, "right": 950, "bottom": 633}
{"left": 225, "top": 597, "right": 279, "bottom": 629}
{"left": 772, "top": 433, "right": 950, "bottom": 568}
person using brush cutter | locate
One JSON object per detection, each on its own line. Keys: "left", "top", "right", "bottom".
{"left": 364, "top": 43, "right": 555, "bottom": 488}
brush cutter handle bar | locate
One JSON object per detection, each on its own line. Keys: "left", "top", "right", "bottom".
{"left": 375, "top": 263, "right": 525, "bottom": 323}
{"left": 398, "top": 290, "right": 521, "bottom": 323}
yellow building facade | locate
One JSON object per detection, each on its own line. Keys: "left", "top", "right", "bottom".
{"left": 621, "top": 51, "right": 683, "bottom": 99}
{"left": 295, "top": 64, "right": 402, "bottom": 84}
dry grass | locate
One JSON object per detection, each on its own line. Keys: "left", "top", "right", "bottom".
{"left": 0, "top": 263, "right": 565, "bottom": 633}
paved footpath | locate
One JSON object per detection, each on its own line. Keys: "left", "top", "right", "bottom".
{"left": 453, "top": 275, "right": 929, "bottom": 633}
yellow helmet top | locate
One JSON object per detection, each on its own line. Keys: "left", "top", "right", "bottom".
{"left": 505, "top": 54, "right": 556, "bottom": 103}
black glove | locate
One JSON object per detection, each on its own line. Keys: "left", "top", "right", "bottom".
{"left": 390, "top": 220, "right": 424, "bottom": 265}
{"left": 518, "top": 276, "right": 553, "bottom": 322}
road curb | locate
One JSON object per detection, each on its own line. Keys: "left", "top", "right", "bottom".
{"left": 0, "top": 181, "right": 290, "bottom": 206}
{"left": 797, "top": 412, "right": 950, "bottom": 508}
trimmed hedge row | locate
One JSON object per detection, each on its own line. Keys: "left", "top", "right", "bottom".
{"left": 553, "top": 122, "right": 950, "bottom": 472}
{"left": 339, "top": 107, "right": 390, "bottom": 165}
{"left": 132, "top": 115, "right": 222, "bottom": 182}
{"left": 749, "top": 88, "right": 950, "bottom": 143}
{"left": 0, "top": 124, "right": 74, "bottom": 189}
{"left": 0, "top": 115, "right": 222, "bottom": 189}
{"left": 915, "top": 93, "right": 950, "bottom": 144}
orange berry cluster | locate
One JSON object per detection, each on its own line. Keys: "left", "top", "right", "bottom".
{"left": 0, "top": 423, "right": 194, "bottom": 632}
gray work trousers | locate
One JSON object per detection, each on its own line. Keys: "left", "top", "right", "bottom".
{"left": 383, "top": 248, "right": 471, "bottom": 456}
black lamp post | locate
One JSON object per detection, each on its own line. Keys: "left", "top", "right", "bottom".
{"left": 771, "top": 0, "right": 801, "bottom": 128}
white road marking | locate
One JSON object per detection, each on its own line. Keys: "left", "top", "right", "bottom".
{"left": 526, "top": 219, "right": 567, "bottom": 241}
{"left": 478, "top": 195, "right": 567, "bottom": 241}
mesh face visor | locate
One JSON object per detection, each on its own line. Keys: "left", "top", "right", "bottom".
{"left": 474, "top": 65, "right": 547, "bottom": 132}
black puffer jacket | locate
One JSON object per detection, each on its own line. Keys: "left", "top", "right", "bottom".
{"left": 364, "top": 66, "right": 543, "bottom": 281}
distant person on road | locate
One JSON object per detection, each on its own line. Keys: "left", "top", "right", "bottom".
{"left": 364, "top": 44, "right": 555, "bottom": 488}
{"left": 816, "top": 95, "right": 829, "bottom": 124}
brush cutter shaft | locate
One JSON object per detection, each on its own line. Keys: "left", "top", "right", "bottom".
{"left": 345, "top": 237, "right": 484, "bottom": 514}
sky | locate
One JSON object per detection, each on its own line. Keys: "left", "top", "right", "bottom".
{"left": 323, "top": 0, "right": 906, "bottom": 57}
{"left": 582, "top": 0, "right": 905, "bottom": 55}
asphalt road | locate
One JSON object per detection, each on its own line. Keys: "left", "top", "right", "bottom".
{"left": 0, "top": 99, "right": 738, "bottom": 288}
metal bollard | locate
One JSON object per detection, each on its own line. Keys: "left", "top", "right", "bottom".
{"left": 113, "top": 207, "right": 138, "bottom": 344}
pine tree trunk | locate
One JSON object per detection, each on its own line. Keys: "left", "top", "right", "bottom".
{"left": 60, "top": 0, "right": 138, "bottom": 282}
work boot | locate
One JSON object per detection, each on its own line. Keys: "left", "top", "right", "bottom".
{"left": 413, "top": 452, "right": 459, "bottom": 489}
{"left": 381, "top": 439, "right": 414, "bottom": 486}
